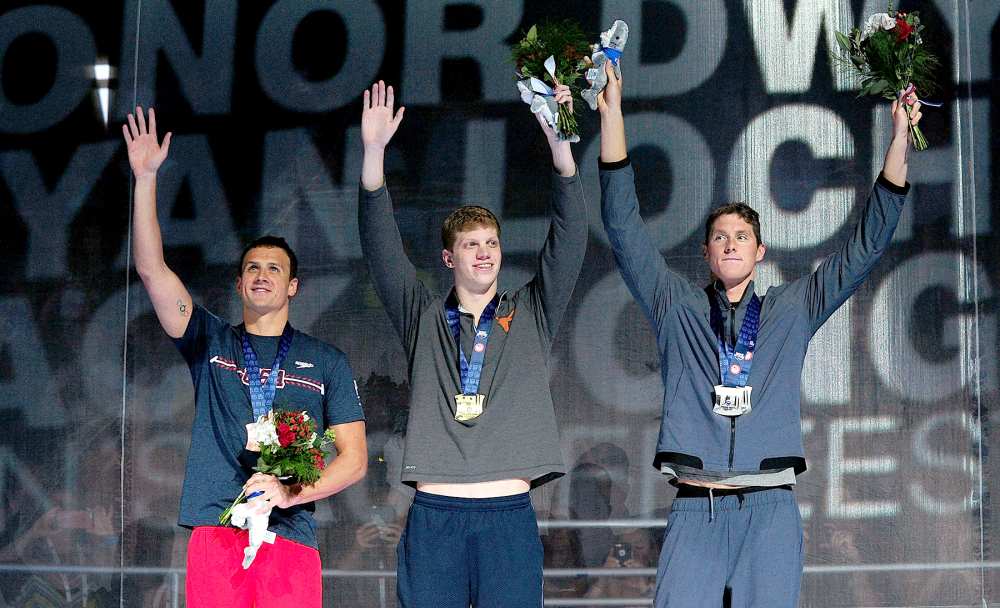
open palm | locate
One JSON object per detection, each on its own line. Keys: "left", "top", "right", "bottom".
{"left": 122, "top": 106, "right": 171, "bottom": 179}
{"left": 361, "top": 80, "right": 405, "bottom": 148}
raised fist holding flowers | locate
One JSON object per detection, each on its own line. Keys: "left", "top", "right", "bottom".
{"left": 837, "top": 2, "right": 940, "bottom": 150}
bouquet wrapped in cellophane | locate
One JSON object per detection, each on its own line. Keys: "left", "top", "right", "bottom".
{"left": 836, "top": 2, "right": 941, "bottom": 150}
{"left": 511, "top": 20, "right": 590, "bottom": 141}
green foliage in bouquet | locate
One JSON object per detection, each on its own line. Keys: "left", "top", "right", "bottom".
{"left": 511, "top": 20, "right": 591, "bottom": 137}
{"left": 219, "top": 409, "right": 336, "bottom": 525}
{"left": 835, "top": 2, "right": 940, "bottom": 150}
{"left": 254, "top": 409, "right": 335, "bottom": 485}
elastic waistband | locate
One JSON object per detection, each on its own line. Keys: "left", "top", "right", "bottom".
{"left": 671, "top": 485, "right": 794, "bottom": 512}
{"left": 675, "top": 484, "right": 791, "bottom": 498}
{"left": 412, "top": 490, "right": 532, "bottom": 512}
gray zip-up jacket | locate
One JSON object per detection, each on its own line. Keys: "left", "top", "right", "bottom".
{"left": 600, "top": 158, "right": 908, "bottom": 482}
{"left": 359, "top": 172, "right": 587, "bottom": 487}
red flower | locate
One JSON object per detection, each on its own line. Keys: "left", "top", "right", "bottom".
{"left": 277, "top": 423, "right": 295, "bottom": 447}
{"left": 312, "top": 449, "right": 326, "bottom": 470}
{"left": 895, "top": 16, "right": 913, "bottom": 41}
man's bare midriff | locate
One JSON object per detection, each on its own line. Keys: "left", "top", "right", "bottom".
{"left": 418, "top": 478, "right": 530, "bottom": 498}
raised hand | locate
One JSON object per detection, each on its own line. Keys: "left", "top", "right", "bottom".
{"left": 122, "top": 107, "right": 171, "bottom": 179}
{"left": 882, "top": 93, "right": 921, "bottom": 185}
{"left": 361, "top": 80, "right": 405, "bottom": 150}
{"left": 597, "top": 59, "right": 627, "bottom": 163}
{"left": 534, "top": 83, "right": 574, "bottom": 140}
{"left": 535, "top": 82, "right": 577, "bottom": 176}
{"left": 891, "top": 93, "right": 922, "bottom": 142}
{"left": 597, "top": 60, "right": 622, "bottom": 114}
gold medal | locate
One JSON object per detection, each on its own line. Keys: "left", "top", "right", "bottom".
{"left": 454, "top": 394, "right": 485, "bottom": 421}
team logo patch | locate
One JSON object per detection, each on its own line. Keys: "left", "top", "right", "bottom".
{"left": 496, "top": 307, "right": 515, "bottom": 333}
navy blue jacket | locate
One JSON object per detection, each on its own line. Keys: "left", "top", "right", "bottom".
{"left": 600, "top": 159, "right": 908, "bottom": 480}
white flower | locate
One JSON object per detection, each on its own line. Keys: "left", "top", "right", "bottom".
{"left": 248, "top": 419, "right": 279, "bottom": 446}
{"left": 302, "top": 412, "right": 310, "bottom": 422}
{"left": 861, "top": 13, "right": 896, "bottom": 40}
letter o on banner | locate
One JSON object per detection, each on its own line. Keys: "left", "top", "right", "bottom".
{"left": 256, "top": 0, "right": 385, "bottom": 112}
{"left": 0, "top": 6, "right": 96, "bottom": 133}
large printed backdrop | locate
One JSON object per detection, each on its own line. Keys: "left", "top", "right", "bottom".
{"left": 1, "top": 1, "right": 998, "bottom": 606}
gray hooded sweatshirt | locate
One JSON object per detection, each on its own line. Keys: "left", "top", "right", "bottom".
{"left": 359, "top": 172, "right": 587, "bottom": 487}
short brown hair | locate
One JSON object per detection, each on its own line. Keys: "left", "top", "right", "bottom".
{"left": 238, "top": 235, "right": 298, "bottom": 279}
{"left": 441, "top": 206, "right": 501, "bottom": 250}
{"left": 704, "top": 203, "right": 762, "bottom": 246}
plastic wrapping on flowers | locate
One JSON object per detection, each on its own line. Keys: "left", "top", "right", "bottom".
{"left": 511, "top": 21, "right": 590, "bottom": 138}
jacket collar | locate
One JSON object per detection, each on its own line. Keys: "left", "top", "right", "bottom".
{"left": 445, "top": 288, "right": 503, "bottom": 315}
{"left": 710, "top": 279, "right": 756, "bottom": 309}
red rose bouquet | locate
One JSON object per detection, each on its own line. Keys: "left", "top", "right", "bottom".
{"left": 836, "top": 2, "right": 941, "bottom": 150}
{"left": 220, "top": 409, "right": 335, "bottom": 525}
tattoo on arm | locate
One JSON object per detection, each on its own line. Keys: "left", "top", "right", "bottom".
{"left": 177, "top": 299, "right": 188, "bottom": 316}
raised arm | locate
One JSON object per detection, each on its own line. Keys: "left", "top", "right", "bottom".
{"left": 358, "top": 82, "right": 431, "bottom": 348}
{"left": 537, "top": 84, "right": 577, "bottom": 178}
{"left": 527, "top": 85, "right": 587, "bottom": 342}
{"left": 361, "top": 80, "right": 405, "bottom": 191}
{"left": 597, "top": 62, "right": 691, "bottom": 332}
{"left": 881, "top": 95, "right": 921, "bottom": 187}
{"left": 801, "top": 97, "right": 920, "bottom": 331}
{"left": 123, "top": 107, "right": 191, "bottom": 339}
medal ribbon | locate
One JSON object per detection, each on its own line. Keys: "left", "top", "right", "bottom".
{"left": 710, "top": 294, "right": 761, "bottom": 388}
{"left": 241, "top": 323, "right": 295, "bottom": 420}
{"left": 445, "top": 296, "right": 498, "bottom": 395}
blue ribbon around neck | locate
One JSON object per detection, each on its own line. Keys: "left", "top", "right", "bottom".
{"left": 445, "top": 296, "right": 498, "bottom": 395}
{"left": 241, "top": 323, "right": 294, "bottom": 420}
{"left": 710, "top": 294, "right": 761, "bottom": 388}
